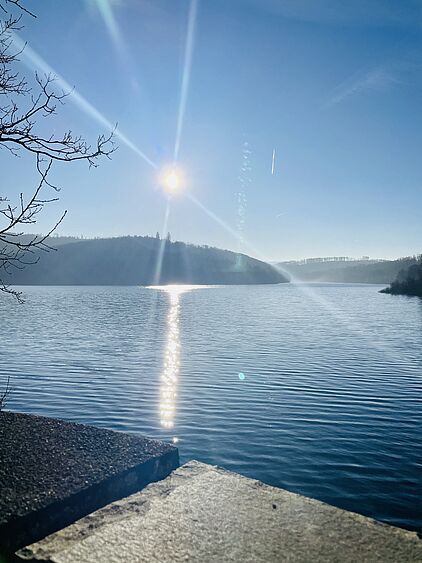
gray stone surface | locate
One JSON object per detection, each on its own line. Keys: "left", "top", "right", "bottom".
{"left": 0, "top": 412, "right": 179, "bottom": 553}
{"left": 19, "top": 461, "right": 422, "bottom": 563}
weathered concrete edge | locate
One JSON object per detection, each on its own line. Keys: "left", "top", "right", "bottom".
{"left": 194, "top": 463, "right": 421, "bottom": 541}
{"left": 18, "top": 460, "right": 421, "bottom": 562}
{"left": 0, "top": 411, "right": 180, "bottom": 553}
{"left": 3, "top": 449, "right": 179, "bottom": 554}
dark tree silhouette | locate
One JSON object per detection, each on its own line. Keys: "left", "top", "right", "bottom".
{"left": 0, "top": 0, "right": 114, "bottom": 301}
{"left": 381, "top": 255, "right": 422, "bottom": 296}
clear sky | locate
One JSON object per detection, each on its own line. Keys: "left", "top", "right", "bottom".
{"left": 3, "top": 0, "right": 422, "bottom": 261}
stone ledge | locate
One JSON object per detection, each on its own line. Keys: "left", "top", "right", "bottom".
{"left": 0, "top": 412, "right": 179, "bottom": 553}
{"left": 19, "top": 461, "right": 422, "bottom": 563}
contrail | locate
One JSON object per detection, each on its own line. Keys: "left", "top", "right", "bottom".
{"left": 173, "top": 0, "right": 198, "bottom": 163}
{"left": 271, "top": 148, "right": 276, "bottom": 175}
{"left": 12, "top": 33, "right": 157, "bottom": 169}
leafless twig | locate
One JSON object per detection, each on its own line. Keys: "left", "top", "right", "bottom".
{"left": 0, "top": 1, "right": 115, "bottom": 300}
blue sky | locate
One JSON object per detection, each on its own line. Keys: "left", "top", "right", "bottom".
{"left": 2, "top": 0, "right": 422, "bottom": 260}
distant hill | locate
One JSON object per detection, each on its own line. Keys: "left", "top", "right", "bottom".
{"left": 277, "top": 257, "right": 418, "bottom": 284}
{"left": 381, "top": 257, "right": 422, "bottom": 297}
{"left": 4, "top": 236, "right": 287, "bottom": 286}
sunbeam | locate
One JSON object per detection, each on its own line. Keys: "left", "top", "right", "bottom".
{"left": 93, "top": 0, "right": 125, "bottom": 53}
{"left": 91, "top": 0, "right": 141, "bottom": 92}
{"left": 187, "top": 192, "right": 418, "bottom": 371}
{"left": 187, "top": 192, "right": 292, "bottom": 278}
{"left": 153, "top": 199, "right": 171, "bottom": 285}
{"left": 1, "top": 1, "right": 420, "bottom": 540}
{"left": 173, "top": 0, "right": 198, "bottom": 163}
{"left": 187, "top": 193, "right": 248, "bottom": 250}
{"left": 12, "top": 33, "right": 157, "bottom": 169}
{"left": 10, "top": 3, "right": 415, "bottom": 382}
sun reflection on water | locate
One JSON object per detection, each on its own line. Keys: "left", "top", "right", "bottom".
{"left": 147, "top": 285, "right": 206, "bottom": 430}
{"left": 160, "top": 287, "right": 181, "bottom": 429}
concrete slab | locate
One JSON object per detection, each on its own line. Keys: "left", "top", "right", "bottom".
{"left": 0, "top": 412, "right": 179, "bottom": 553}
{"left": 19, "top": 461, "right": 422, "bottom": 563}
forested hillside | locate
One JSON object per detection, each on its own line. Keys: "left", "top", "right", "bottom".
{"left": 5, "top": 236, "right": 287, "bottom": 286}
{"left": 381, "top": 256, "right": 422, "bottom": 296}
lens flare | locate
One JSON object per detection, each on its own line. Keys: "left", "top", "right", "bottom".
{"left": 94, "top": 0, "right": 123, "bottom": 52}
{"left": 173, "top": 0, "right": 198, "bottom": 163}
{"left": 12, "top": 32, "right": 157, "bottom": 170}
{"left": 153, "top": 199, "right": 171, "bottom": 286}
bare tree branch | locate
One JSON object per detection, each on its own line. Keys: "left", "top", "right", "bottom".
{"left": 0, "top": 0, "right": 115, "bottom": 300}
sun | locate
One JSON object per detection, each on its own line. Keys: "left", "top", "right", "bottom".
{"left": 164, "top": 170, "right": 180, "bottom": 191}
{"left": 161, "top": 168, "right": 183, "bottom": 194}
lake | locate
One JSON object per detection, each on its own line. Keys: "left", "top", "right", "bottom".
{"left": 1, "top": 283, "right": 421, "bottom": 532}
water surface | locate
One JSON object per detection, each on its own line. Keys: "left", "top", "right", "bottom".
{"left": 1, "top": 284, "right": 421, "bottom": 532}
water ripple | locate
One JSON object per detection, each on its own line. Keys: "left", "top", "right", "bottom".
{"left": 0, "top": 284, "right": 421, "bottom": 532}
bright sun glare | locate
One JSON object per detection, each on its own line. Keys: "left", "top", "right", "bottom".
{"left": 162, "top": 169, "right": 182, "bottom": 194}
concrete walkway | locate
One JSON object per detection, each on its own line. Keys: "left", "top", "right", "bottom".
{"left": 19, "top": 461, "right": 422, "bottom": 563}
